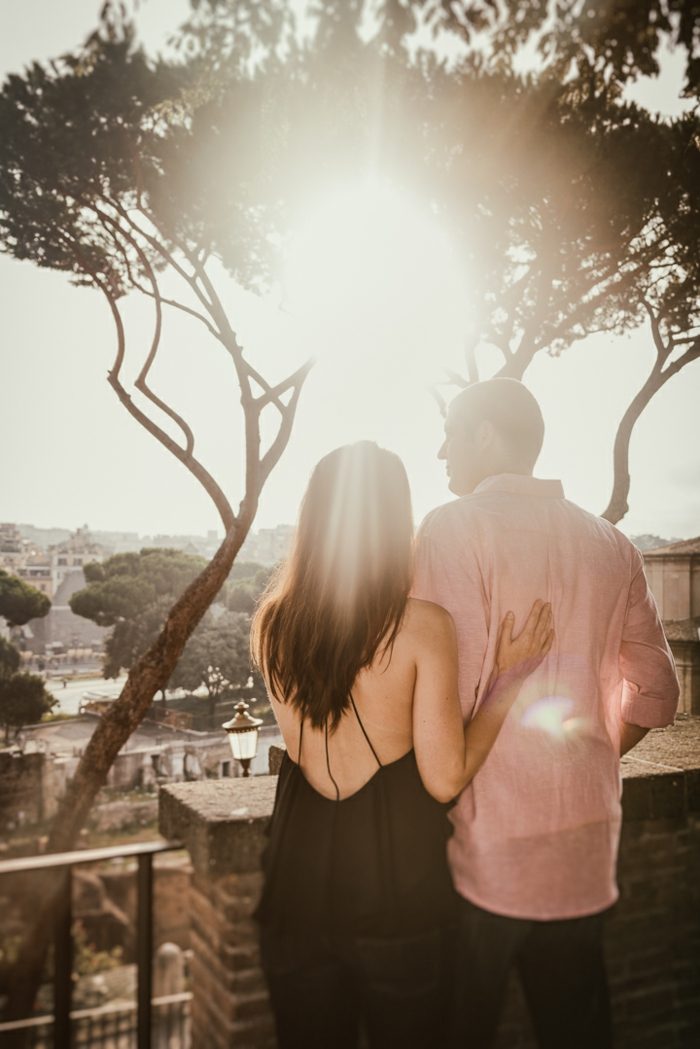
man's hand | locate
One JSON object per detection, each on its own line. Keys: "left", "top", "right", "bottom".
{"left": 620, "top": 722, "right": 650, "bottom": 756}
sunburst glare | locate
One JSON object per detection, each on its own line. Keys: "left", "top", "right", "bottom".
{"left": 282, "top": 176, "right": 469, "bottom": 382}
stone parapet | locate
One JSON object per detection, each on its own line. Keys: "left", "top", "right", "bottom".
{"left": 160, "top": 777, "right": 275, "bottom": 1049}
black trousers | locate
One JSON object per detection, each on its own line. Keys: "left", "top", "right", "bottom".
{"left": 260, "top": 923, "right": 455, "bottom": 1049}
{"left": 450, "top": 898, "right": 613, "bottom": 1049}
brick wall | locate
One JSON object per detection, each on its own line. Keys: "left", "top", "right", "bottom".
{"left": 160, "top": 717, "right": 700, "bottom": 1049}
{"left": 188, "top": 870, "right": 274, "bottom": 1049}
{"left": 494, "top": 719, "right": 700, "bottom": 1049}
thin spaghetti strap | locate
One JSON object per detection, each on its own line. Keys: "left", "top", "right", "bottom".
{"left": 349, "top": 693, "right": 382, "bottom": 768}
{"left": 297, "top": 718, "right": 305, "bottom": 765}
{"left": 324, "top": 721, "right": 341, "bottom": 801}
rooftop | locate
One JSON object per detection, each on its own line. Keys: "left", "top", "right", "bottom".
{"left": 644, "top": 536, "right": 700, "bottom": 557}
{"left": 663, "top": 617, "right": 700, "bottom": 642}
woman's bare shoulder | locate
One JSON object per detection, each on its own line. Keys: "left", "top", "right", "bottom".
{"left": 403, "top": 597, "right": 456, "bottom": 643}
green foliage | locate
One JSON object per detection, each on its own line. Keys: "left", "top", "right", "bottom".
{"left": 0, "top": 672, "right": 56, "bottom": 744}
{"left": 0, "top": 570, "right": 50, "bottom": 628}
{"left": 169, "top": 608, "right": 255, "bottom": 704}
{"left": 0, "top": 638, "right": 21, "bottom": 678}
{"left": 72, "top": 921, "right": 123, "bottom": 976}
{"left": 70, "top": 548, "right": 206, "bottom": 677}
{"left": 0, "top": 31, "right": 188, "bottom": 290}
{"left": 225, "top": 563, "right": 274, "bottom": 614}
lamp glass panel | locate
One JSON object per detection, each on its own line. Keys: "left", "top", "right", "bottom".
{"left": 228, "top": 728, "right": 258, "bottom": 761}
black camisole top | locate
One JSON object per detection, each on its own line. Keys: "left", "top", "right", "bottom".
{"left": 255, "top": 696, "right": 456, "bottom": 938}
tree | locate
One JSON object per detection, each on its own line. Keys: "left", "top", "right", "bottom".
{"left": 225, "top": 562, "right": 274, "bottom": 614}
{"left": 0, "top": 674, "right": 56, "bottom": 746}
{"left": 0, "top": 16, "right": 310, "bottom": 1023}
{"left": 179, "top": 1, "right": 699, "bottom": 524}
{"left": 169, "top": 609, "right": 254, "bottom": 718}
{"left": 0, "top": 570, "right": 50, "bottom": 628}
{"left": 0, "top": 639, "right": 55, "bottom": 745}
{"left": 419, "top": 69, "right": 700, "bottom": 521}
{"left": 417, "top": 2, "right": 700, "bottom": 90}
{"left": 70, "top": 548, "right": 207, "bottom": 680}
{"left": 413, "top": 1, "right": 700, "bottom": 521}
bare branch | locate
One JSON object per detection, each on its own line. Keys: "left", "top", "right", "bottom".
{"left": 145, "top": 291, "right": 223, "bottom": 340}
{"left": 257, "top": 360, "right": 313, "bottom": 490}
{"left": 93, "top": 204, "right": 198, "bottom": 456}
{"left": 429, "top": 385, "right": 447, "bottom": 418}
{"left": 602, "top": 335, "right": 700, "bottom": 524}
{"left": 661, "top": 336, "right": 700, "bottom": 381}
{"left": 80, "top": 256, "right": 237, "bottom": 532}
{"left": 254, "top": 362, "right": 315, "bottom": 410}
{"left": 641, "top": 298, "right": 670, "bottom": 362}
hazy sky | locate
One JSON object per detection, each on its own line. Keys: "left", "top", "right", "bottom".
{"left": 2, "top": 1, "right": 698, "bottom": 541}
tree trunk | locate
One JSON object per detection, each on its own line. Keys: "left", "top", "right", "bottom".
{"left": 600, "top": 369, "right": 664, "bottom": 524}
{"left": 1, "top": 519, "right": 251, "bottom": 1029}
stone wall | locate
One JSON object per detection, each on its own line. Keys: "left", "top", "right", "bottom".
{"left": 0, "top": 751, "right": 68, "bottom": 832}
{"left": 670, "top": 639, "right": 700, "bottom": 716}
{"left": 159, "top": 717, "right": 700, "bottom": 1049}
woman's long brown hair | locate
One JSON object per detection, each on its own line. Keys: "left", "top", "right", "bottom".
{"left": 251, "top": 442, "right": 414, "bottom": 730}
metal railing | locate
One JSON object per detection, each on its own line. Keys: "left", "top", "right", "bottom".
{"left": 0, "top": 994, "right": 191, "bottom": 1048}
{"left": 0, "top": 841, "right": 189, "bottom": 1048}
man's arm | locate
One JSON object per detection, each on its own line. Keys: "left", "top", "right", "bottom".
{"left": 412, "top": 507, "right": 490, "bottom": 719}
{"left": 619, "top": 723, "right": 649, "bottom": 757}
{"left": 618, "top": 545, "right": 679, "bottom": 754}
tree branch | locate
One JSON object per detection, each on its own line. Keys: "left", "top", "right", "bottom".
{"left": 601, "top": 333, "right": 700, "bottom": 524}
{"left": 93, "top": 204, "right": 198, "bottom": 456}
{"left": 87, "top": 263, "right": 236, "bottom": 532}
{"left": 257, "top": 360, "right": 313, "bottom": 491}
{"left": 642, "top": 298, "right": 672, "bottom": 363}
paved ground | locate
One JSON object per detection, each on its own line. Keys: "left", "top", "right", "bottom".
{"left": 45, "top": 674, "right": 127, "bottom": 715}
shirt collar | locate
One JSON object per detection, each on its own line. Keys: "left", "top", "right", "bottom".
{"left": 472, "top": 473, "right": 565, "bottom": 499}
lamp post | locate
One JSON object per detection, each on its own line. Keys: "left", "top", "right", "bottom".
{"left": 222, "top": 700, "right": 263, "bottom": 777}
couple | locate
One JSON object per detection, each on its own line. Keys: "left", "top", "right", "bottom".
{"left": 252, "top": 378, "right": 679, "bottom": 1048}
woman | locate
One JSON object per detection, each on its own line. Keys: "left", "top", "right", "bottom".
{"left": 252, "top": 441, "right": 553, "bottom": 1049}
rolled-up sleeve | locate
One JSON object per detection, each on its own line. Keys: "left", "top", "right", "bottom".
{"left": 619, "top": 547, "right": 680, "bottom": 728}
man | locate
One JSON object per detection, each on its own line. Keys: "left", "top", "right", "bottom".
{"left": 412, "top": 378, "right": 679, "bottom": 1048}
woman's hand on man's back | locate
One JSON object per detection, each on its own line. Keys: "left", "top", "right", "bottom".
{"left": 494, "top": 600, "right": 554, "bottom": 678}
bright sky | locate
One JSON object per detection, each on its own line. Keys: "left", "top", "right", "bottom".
{"left": 1, "top": 0, "right": 698, "bottom": 541}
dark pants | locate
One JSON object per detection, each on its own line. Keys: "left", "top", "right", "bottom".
{"left": 450, "top": 898, "right": 613, "bottom": 1049}
{"left": 260, "top": 923, "right": 455, "bottom": 1049}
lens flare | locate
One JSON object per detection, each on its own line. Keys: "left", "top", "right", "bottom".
{"left": 520, "top": 695, "right": 587, "bottom": 740}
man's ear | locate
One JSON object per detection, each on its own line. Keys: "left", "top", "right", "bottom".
{"left": 475, "top": 418, "right": 496, "bottom": 450}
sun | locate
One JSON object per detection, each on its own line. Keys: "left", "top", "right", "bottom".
{"left": 281, "top": 176, "right": 469, "bottom": 380}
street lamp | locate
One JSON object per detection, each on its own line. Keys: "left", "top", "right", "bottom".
{"left": 222, "top": 700, "right": 263, "bottom": 777}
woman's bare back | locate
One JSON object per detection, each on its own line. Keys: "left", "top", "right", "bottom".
{"left": 271, "top": 598, "right": 437, "bottom": 799}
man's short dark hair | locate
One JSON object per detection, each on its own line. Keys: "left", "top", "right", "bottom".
{"left": 451, "top": 378, "right": 545, "bottom": 469}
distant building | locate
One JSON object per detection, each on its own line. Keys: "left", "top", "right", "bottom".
{"left": 49, "top": 524, "right": 105, "bottom": 591}
{"left": 644, "top": 537, "right": 700, "bottom": 715}
{"left": 15, "top": 522, "right": 72, "bottom": 550}
{"left": 17, "top": 554, "right": 53, "bottom": 599}
{"left": 2, "top": 525, "right": 109, "bottom": 653}
{"left": 0, "top": 523, "right": 46, "bottom": 578}
{"left": 239, "top": 524, "right": 294, "bottom": 565}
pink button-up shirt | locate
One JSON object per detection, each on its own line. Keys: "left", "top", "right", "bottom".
{"left": 412, "top": 474, "right": 679, "bottom": 920}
